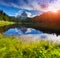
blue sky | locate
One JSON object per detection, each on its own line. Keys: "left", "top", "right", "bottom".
{"left": 0, "top": 0, "right": 60, "bottom": 17}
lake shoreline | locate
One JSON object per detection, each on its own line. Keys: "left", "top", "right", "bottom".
{"left": 0, "top": 21, "right": 15, "bottom": 26}
{"left": 0, "top": 23, "right": 60, "bottom": 35}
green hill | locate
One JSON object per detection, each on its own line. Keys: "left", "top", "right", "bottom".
{"left": 0, "top": 10, "right": 10, "bottom": 21}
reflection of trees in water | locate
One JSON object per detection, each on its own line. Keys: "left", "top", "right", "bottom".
{"left": 0, "top": 26, "right": 9, "bottom": 33}
{"left": 0, "top": 24, "right": 19, "bottom": 33}
{"left": 0, "top": 24, "right": 27, "bottom": 33}
{"left": 0, "top": 24, "right": 60, "bottom": 35}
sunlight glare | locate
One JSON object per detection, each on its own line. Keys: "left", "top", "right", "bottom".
{"left": 51, "top": 9, "right": 58, "bottom": 13}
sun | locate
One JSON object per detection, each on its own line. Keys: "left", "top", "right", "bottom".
{"left": 51, "top": 9, "right": 58, "bottom": 13}
{"left": 47, "top": 9, "right": 58, "bottom": 13}
{"left": 47, "top": 6, "right": 59, "bottom": 13}
{"left": 47, "top": 7, "right": 58, "bottom": 13}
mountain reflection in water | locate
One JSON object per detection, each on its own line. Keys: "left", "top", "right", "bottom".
{"left": 0, "top": 24, "right": 60, "bottom": 43}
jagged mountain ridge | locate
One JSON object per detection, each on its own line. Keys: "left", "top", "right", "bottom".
{"left": 17, "top": 11, "right": 28, "bottom": 19}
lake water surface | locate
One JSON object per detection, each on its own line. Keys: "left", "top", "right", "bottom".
{"left": 0, "top": 24, "right": 60, "bottom": 42}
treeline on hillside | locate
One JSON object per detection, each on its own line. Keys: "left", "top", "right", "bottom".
{"left": 0, "top": 10, "right": 18, "bottom": 22}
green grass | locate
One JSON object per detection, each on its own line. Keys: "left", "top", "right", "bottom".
{"left": 0, "top": 21, "right": 15, "bottom": 26}
{"left": 0, "top": 34, "right": 60, "bottom": 58}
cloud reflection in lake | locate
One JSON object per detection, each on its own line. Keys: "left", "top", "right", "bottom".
{"left": 4, "top": 27, "right": 60, "bottom": 43}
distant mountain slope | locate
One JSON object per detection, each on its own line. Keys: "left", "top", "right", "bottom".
{"left": 33, "top": 10, "right": 60, "bottom": 25}
{"left": 32, "top": 10, "right": 60, "bottom": 31}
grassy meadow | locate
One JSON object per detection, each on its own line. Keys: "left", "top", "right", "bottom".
{"left": 0, "top": 34, "right": 60, "bottom": 58}
{"left": 0, "top": 21, "right": 15, "bottom": 26}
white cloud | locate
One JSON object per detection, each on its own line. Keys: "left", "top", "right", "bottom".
{"left": 0, "top": 0, "right": 56, "bottom": 11}
{"left": 26, "top": 28, "right": 34, "bottom": 33}
{"left": 1, "top": 0, "right": 60, "bottom": 16}
{"left": 47, "top": 0, "right": 60, "bottom": 12}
